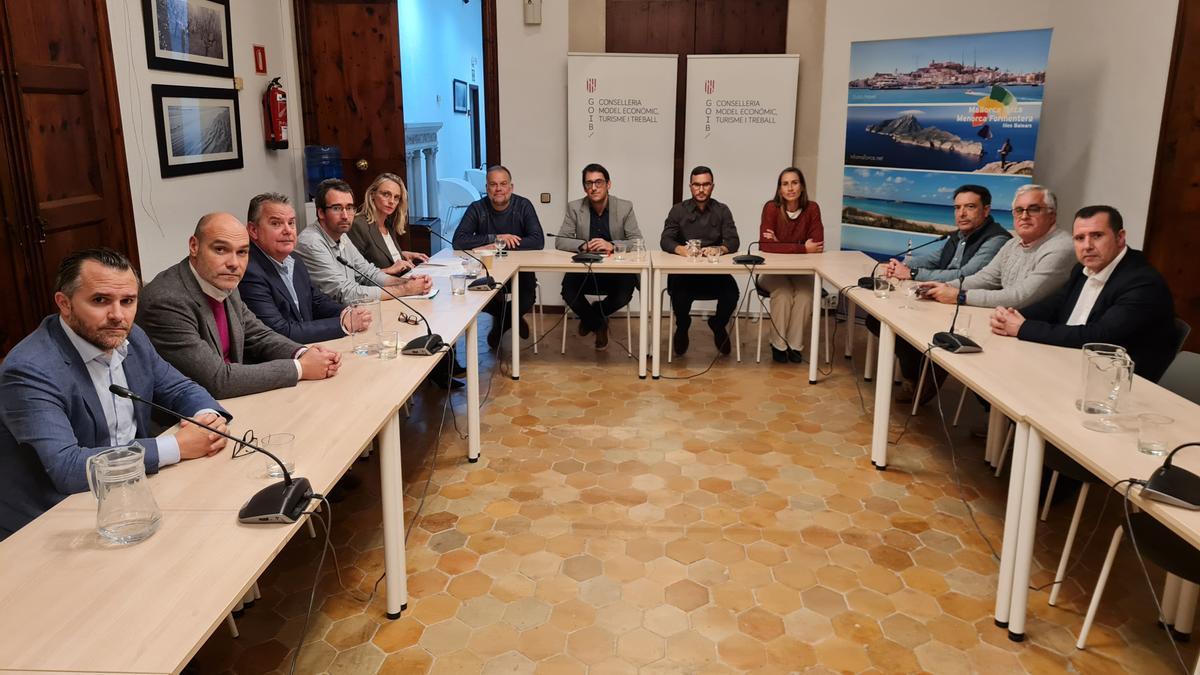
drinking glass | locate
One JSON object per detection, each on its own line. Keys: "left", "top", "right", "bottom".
{"left": 464, "top": 258, "right": 483, "bottom": 278}
{"left": 350, "top": 295, "right": 380, "bottom": 355}
{"left": 873, "top": 275, "right": 891, "bottom": 299}
{"left": 377, "top": 330, "right": 400, "bottom": 360}
{"left": 262, "top": 433, "right": 295, "bottom": 479}
{"left": 1137, "top": 413, "right": 1173, "bottom": 455}
{"left": 450, "top": 273, "right": 469, "bottom": 295}
{"left": 494, "top": 237, "right": 507, "bottom": 257}
{"left": 613, "top": 242, "right": 627, "bottom": 261}
{"left": 630, "top": 238, "right": 646, "bottom": 262}
{"left": 705, "top": 247, "right": 721, "bottom": 264}
{"left": 686, "top": 239, "right": 702, "bottom": 262}
{"left": 898, "top": 280, "right": 918, "bottom": 309}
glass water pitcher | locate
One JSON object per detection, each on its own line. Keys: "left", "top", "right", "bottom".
{"left": 86, "top": 444, "right": 161, "bottom": 545}
{"left": 1078, "top": 343, "right": 1134, "bottom": 432}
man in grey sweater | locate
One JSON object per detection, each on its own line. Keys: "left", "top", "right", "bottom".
{"left": 917, "top": 184, "right": 1074, "bottom": 309}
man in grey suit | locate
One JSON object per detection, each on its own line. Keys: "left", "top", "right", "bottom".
{"left": 0, "top": 248, "right": 229, "bottom": 539}
{"left": 556, "top": 164, "right": 643, "bottom": 350}
{"left": 137, "top": 212, "right": 342, "bottom": 399}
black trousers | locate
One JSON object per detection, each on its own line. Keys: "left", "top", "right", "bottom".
{"left": 668, "top": 274, "right": 739, "bottom": 332}
{"left": 484, "top": 271, "right": 537, "bottom": 331}
{"left": 561, "top": 272, "right": 639, "bottom": 332}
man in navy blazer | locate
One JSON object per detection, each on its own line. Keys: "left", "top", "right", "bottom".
{"left": 0, "top": 249, "right": 229, "bottom": 539}
{"left": 991, "top": 205, "right": 1177, "bottom": 382}
{"left": 239, "top": 193, "right": 372, "bottom": 343}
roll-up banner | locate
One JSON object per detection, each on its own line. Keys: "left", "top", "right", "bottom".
{"left": 683, "top": 55, "right": 800, "bottom": 254}
{"left": 567, "top": 53, "right": 678, "bottom": 248}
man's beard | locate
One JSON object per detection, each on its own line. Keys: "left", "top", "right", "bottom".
{"left": 67, "top": 313, "right": 130, "bottom": 351}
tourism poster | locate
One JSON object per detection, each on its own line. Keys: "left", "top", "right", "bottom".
{"left": 841, "top": 29, "right": 1052, "bottom": 258}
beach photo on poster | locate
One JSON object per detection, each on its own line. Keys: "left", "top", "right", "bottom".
{"left": 845, "top": 104, "right": 1038, "bottom": 174}
{"left": 847, "top": 29, "right": 1051, "bottom": 105}
{"left": 842, "top": 167, "right": 1027, "bottom": 240}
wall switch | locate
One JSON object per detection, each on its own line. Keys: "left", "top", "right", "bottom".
{"left": 233, "top": 76, "right": 244, "bottom": 91}
{"left": 540, "top": 193, "right": 551, "bottom": 204}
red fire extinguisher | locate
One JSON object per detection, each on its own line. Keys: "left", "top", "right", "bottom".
{"left": 262, "top": 77, "right": 288, "bottom": 150}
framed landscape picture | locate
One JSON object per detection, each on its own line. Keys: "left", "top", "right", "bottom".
{"left": 453, "top": 79, "right": 469, "bottom": 113}
{"left": 151, "top": 84, "right": 243, "bottom": 178}
{"left": 142, "top": 0, "right": 234, "bottom": 77}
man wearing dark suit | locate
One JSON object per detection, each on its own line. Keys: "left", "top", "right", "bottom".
{"left": 556, "top": 163, "right": 643, "bottom": 350}
{"left": 239, "top": 193, "right": 372, "bottom": 343}
{"left": 991, "top": 204, "right": 1177, "bottom": 382}
{"left": 0, "top": 249, "right": 229, "bottom": 539}
{"left": 137, "top": 212, "right": 342, "bottom": 399}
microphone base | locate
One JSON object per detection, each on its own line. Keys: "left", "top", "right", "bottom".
{"left": 468, "top": 276, "right": 497, "bottom": 291}
{"left": 857, "top": 276, "right": 876, "bottom": 289}
{"left": 732, "top": 255, "right": 765, "bottom": 265}
{"left": 571, "top": 253, "right": 604, "bottom": 263}
{"left": 238, "top": 477, "right": 313, "bottom": 524}
{"left": 402, "top": 333, "right": 445, "bottom": 356}
{"left": 1143, "top": 466, "right": 1200, "bottom": 510}
{"left": 932, "top": 331, "right": 982, "bottom": 354}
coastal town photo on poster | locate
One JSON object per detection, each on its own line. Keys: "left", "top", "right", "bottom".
{"left": 841, "top": 28, "right": 1052, "bottom": 259}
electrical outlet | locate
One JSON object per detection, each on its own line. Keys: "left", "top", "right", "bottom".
{"left": 540, "top": 193, "right": 551, "bottom": 204}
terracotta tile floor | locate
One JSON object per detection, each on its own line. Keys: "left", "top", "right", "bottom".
{"left": 189, "top": 314, "right": 1198, "bottom": 674}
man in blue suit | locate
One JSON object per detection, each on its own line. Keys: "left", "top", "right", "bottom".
{"left": 0, "top": 248, "right": 230, "bottom": 539}
{"left": 239, "top": 192, "right": 372, "bottom": 343}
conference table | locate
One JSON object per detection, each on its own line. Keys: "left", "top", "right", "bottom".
{"left": 0, "top": 261, "right": 498, "bottom": 674}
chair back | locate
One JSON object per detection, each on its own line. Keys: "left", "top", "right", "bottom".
{"left": 464, "top": 169, "right": 487, "bottom": 194}
{"left": 1173, "top": 317, "right": 1192, "bottom": 356}
{"left": 437, "top": 178, "right": 481, "bottom": 251}
{"left": 1159, "top": 351, "right": 1200, "bottom": 405}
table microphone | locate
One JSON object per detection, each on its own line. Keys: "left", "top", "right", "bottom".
{"left": 931, "top": 266, "right": 982, "bottom": 354}
{"left": 732, "top": 241, "right": 764, "bottom": 266}
{"left": 107, "top": 384, "right": 314, "bottom": 524}
{"left": 334, "top": 256, "right": 445, "bottom": 356}
{"left": 1142, "top": 442, "right": 1200, "bottom": 510}
{"left": 857, "top": 234, "right": 949, "bottom": 289}
{"left": 541, "top": 232, "right": 604, "bottom": 263}
{"left": 408, "top": 221, "right": 500, "bottom": 290}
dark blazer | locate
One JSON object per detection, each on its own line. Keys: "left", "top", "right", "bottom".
{"left": 555, "top": 195, "right": 642, "bottom": 252}
{"left": 348, "top": 213, "right": 407, "bottom": 271}
{"left": 1018, "top": 248, "right": 1177, "bottom": 382}
{"left": 240, "top": 245, "right": 346, "bottom": 344}
{"left": 137, "top": 258, "right": 303, "bottom": 399}
{"left": 0, "top": 316, "right": 227, "bottom": 539}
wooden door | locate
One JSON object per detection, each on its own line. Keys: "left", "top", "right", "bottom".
{"left": 295, "top": 0, "right": 407, "bottom": 202}
{"left": 1145, "top": 0, "right": 1200, "bottom": 353}
{"left": 0, "top": 0, "right": 137, "bottom": 357}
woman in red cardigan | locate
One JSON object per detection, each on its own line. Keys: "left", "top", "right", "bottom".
{"left": 758, "top": 167, "right": 824, "bottom": 363}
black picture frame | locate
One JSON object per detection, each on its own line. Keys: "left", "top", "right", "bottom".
{"left": 453, "top": 79, "right": 469, "bottom": 113}
{"left": 151, "top": 84, "right": 244, "bottom": 178}
{"left": 142, "top": 0, "right": 234, "bottom": 77}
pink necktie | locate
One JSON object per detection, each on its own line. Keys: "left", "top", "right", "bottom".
{"left": 204, "top": 296, "right": 232, "bottom": 363}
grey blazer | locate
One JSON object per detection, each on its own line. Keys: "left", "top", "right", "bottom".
{"left": 348, "top": 213, "right": 406, "bottom": 271}
{"left": 555, "top": 195, "right": 642, "bottom": 252}
{"left": 137, "top": 258, "right": 303, "bottom": 399}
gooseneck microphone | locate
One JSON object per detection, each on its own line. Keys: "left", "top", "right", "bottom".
{"left": 107, "top": 384, "right": 314, "bottom": 524}
{"left": 732, "top": 241, "right": 765, "bottom": 266}
{"left": 335, "top": 256, "right": 445, "bottom": 356}
{"left": 857, "top": 234, "right": 950, "bottom": 289}
{"left": 931, "top": 266, "right": 982, "bottom": 354}
{"left": 408, "top": 221, "right": 501, "bottom": 290}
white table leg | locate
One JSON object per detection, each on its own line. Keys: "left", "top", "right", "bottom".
{"left": 379, "top": 411, "right": 408, "bottom": 618}
{"left": 995, "top": 420, "right": 1029, "bottom": 628}
{"left": 985, "top": 406, "right": 1005, "bottom": 466}
{"left": 652, "top": 269, "right": 663, "bottom": 379}
{"left": 510, "top": 275, "right": 520, "bottom": 380}
{"left": 639, "top": 268, "right": 649, "bottom": 379}
{"left": 845, "top": 298, "right": 855, "bottom": 359}
{"left": 864, "top": 331, "right": 877, "bottom": 381}
{"left": 870, "top": 323, "right": 896, "bottom": 469}
{"left": 809, "top": 273, "right": 821, "bottom": 384}
{"left": 1007, "top": 425, "right": 1045, "bottom": 641}
{"left": 467, "top": 317, "right": 481, "bottom": 462}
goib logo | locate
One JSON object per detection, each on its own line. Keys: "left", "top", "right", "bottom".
{"left": 586, "top": 78, "right": 597, "bottom": 93}
{"left": 704, "top": 80, "right": 715, "bottom": 95}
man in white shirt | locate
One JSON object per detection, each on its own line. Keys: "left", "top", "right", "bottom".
{"left": 295, "top": 179, "right": 431, "bottom": 304}
{"left": 990, "top": 205, "right": 1177, "bottom": 381}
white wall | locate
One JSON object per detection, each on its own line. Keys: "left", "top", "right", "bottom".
{"left": 399, "top": 0, "right": 485, "bottom": 180}
{"left": 107, "top": 0, "right": 306, "bottom": 279}
{"left": 815, "top": 0, "right": 1178, "bottom": 251}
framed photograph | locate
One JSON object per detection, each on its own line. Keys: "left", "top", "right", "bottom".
{"left": 453, "top": 79, "right": 469, "bottom": 113}
{"left": 151, "top": 84, "right": 243, "bottom": 178}
{"left": 142, "top": 0, "right": 234, "bottom": 77}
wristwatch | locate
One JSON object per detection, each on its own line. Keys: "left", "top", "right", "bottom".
{"left": 958, "top": 290, "right": 968, "bottom": 305}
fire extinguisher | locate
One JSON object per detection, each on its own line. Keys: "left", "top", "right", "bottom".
{"left": 262, "top": 77, "right": 288, "bottom": 150}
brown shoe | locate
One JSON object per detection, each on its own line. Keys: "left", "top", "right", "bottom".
{"left": 577, "top": 320, "right": 591, "bottom": 337}
{"left": 594, "top": 325, "right": 609, "bottom": 351}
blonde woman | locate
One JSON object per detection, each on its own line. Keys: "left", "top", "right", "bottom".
{"left": 349, "top": 172, "right": 429, "bottom": 273}
{"left": 758, "top": 167, "right": 824, "bottom": 363}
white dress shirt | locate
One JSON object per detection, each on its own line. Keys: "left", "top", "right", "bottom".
{"left": 1066, "top": 246, "right": 1128, "bottom": 326}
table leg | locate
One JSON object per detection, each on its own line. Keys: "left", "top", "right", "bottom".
{"left": 639, "top": 268, "right": 649, "bottom": 379}
{"left": 652, "top": 269, "right": 663, "bottom": 379}
{"left": 870, "top": 323, "right": 895, "bottom": 470}
{"left": 809, "top": 273, "right": 821, "bottom": 384}
{"left": 379, "top": 411, "right": 408, "bottom": 618}
{"left": 1007, "top": 425, "right": 1045, "bottom": 641}
{"left": 467, "top": 317, "right": 481, "bottom": 462}
{"left": 994, "top": 420, "right": 1030, "bottom": 628}
{"left": 985, "top": 406, "right": 1005, "bottom": 466}
{"left": 510, "top": 276, "right": 520, "bottom": 380}
{"left": 845, "top": 298, "right": 855, "bottom": 359}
